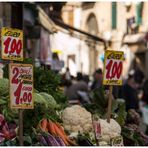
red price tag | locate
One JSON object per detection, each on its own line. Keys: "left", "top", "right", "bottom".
{"left": 93, "top": 121, "right": 101, "bottom": 140}
{"left": 9, "top": 63, "right": 33, "bottom": 109}
{"left": 1, "top": 27, "right": 23, "bottom": 61}
{"left": 103, "top": 50, "right": 124, "bottom": 85}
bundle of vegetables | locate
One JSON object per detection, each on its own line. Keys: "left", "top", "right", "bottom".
{"left": 77, "top": 133, "right": 94, "bottom": 146}
{"left": 88, "top": 87, "right": 108, "bottom": 117}
{"left": 0, "top": 78, "right": 9, "bottom": 107}
{"left": 62, "top": 105, "right": 93, "bottom": 134}
{"left": 37, "top": 119, "right": 76, "bottom": 146}
{"left": 0, "top": 78, "right": 18, "bottom": 123}
{"left": 23, "top": 92, "right": 61, "bottom": 134}
{"left": 122, "top": 109, "right": 148, "bottom": 146}
{"left": 0, "top": 114, "right": 16, "bottom": 144}
{"left": 39, "top": 92, "right": 59, "bottom": 110}
{"left": 86, "top": 87, "right": 127, "bottom": 126}
{"left": 0, "top": 78, "right": 9, "bottom": 97}
{"left": 33, "top": 67, "right": 67, "bottom": 104}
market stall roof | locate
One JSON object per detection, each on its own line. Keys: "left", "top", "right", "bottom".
{"left": 37, "top": 6, "right": 57, "bottom": 34}
{"left": 51, "top": 18, "right": 106, "bottom": 47}
{"left": 123, "top": 33, "right": 146, "bottom": 44}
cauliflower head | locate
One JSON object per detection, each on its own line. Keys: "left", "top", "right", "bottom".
{"left": 100, "top": 118, "right": 121, "bottom": 139}
{"left": 62, "top": 105, "right": 93, "bottom": 133}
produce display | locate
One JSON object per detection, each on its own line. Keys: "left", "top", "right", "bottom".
{"left": 121, "top": 109, "right": 148, "bottom": 146}
{"left": 37, "top": 119, "right": 76, "bottom": 146}
{"left": 0, "top": 63, "right": 148, "bottom": 146}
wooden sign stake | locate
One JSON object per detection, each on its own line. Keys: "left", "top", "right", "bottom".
{"left": 9, "top": 62, "right": 24, "bottom": 146}
{"left": 19, "top": 109, "right": 23, "bottom": 146}
{"left": 107, "top": 85, "right": 113, "bottom": 123}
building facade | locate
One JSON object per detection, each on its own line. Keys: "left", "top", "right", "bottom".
{"left": 60, "top": 2, "right": 148, "bottom": 78}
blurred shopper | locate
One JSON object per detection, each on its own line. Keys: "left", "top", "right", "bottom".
{"left": 122, "top": 71, "right": 139, "bottom": 111}
{"left": 91, "top": 68, "right": 103, "bottom": 90}
{"left": 65, "top": 67, "right": 71, "bottom": 81}
{"left": 64, "top": 72, "right": 89, "bottom": 103}
{"left": 134, "top": 68, "right": 144, "bottom": 87}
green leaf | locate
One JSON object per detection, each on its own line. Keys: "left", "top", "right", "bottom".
{"left": 23, "top": 135, "right": 32, "bottom": 146}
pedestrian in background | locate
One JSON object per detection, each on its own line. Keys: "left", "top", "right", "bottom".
{"left": 91, "top": 68, "right": 103, "bottom": 90}
{"left": 122, "top": 71, "right": 139, "bottom": 112}
{"left": 64, "top": 72, "right": 89, "bottom": 104}
{"left": 65, "top": 67, "right": 71, "bottom": 81}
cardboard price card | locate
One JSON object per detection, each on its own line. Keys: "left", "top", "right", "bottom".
{"left": 93, "top": 121, "right": 101, "bottom": 140}
{"left": 9, "top": 63, "right": 33, "bottom": 109}
{"left": 103, "top": 50, "right": 124, "bottom": 85}
{"left": 1, "top": 27, "right": 23, "bottom": 61}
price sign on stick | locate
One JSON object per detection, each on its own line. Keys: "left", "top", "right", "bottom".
{"left": 9, "top": 63, "right": 33, "bottom": 109}
{"left": 1, "top": 27, "right": 23, "bottom": 61}
{"left": 103, "top": 50, "right": 124, "bottom": 85}
{"left": 103, "top": 50, "right": 124, "bottom": 123}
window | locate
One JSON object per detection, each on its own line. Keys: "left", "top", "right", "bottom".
{"left": 87, "top": 13, "right": 98, "bottom": 35}
{"left": 136, "top": 2, "right": 143, "bottom": 26}
{"left": 68, "top": 10, "right": 74, "bottom": 26}
{"left": 112, "top": 2, "right": 117, "bottom": 29}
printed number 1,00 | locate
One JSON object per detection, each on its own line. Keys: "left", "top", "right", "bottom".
{"left": 106, "top": 60, "right": 122, "bottom": 79}
{"left": 4, "top": 37, "right": 22, "bottom": 54}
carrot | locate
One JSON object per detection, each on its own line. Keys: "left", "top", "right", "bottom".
{"left": 55, "top": 122, "right": 77, "bottom": 146}
{"left": 55, "top": 122, "right": 65, "bottom": 135}
{"left": 52, "top": 122, "right": 69, "bottom": 145}
{"left": 47, "top": 120, "right": 57, "bottom": 135}
{"left": 41, "top": 119, "right": 48, "bottom": 131}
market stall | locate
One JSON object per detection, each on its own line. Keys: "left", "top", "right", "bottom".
{"left": 0, "top": 27, "right": 148, "bottom": 146}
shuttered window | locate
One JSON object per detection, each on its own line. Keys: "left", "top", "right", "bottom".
{"left": 112, "top": 2, "right": 117, "bottom": 29}
{"left": 136, "top": 2, "right": 143, "bottom": 26}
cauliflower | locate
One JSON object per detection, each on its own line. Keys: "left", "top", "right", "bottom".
{"left": 110, "top": 119, "right": 121, "bottom": 135}
{"left": 62, "top": 105, "right": 93, "bottom": 133}
{"left": 99, "top": 118, "right": 121, "bottom": 142}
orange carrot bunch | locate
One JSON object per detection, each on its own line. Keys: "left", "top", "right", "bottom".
{"left": 39, "top": 119, "right": 76, "bottom": 146}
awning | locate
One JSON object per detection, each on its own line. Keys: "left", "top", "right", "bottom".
{"left": 37, "top": 6, "right": 57, "bottom": 34}
{"left": 51, "top": 18, "right": 106, "bottom": 47}
{"left": 123, "top": 33, "right": 146, "bottom": 44}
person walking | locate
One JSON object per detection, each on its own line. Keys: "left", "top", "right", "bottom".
{"left": 122, "top": 71, "right": 139, "bottom": 112}
{"left": 91, "top": 68, "right": 103, "bottom": 90}
{"left": 64, "top": 72, "right": 89, "bottom": 104}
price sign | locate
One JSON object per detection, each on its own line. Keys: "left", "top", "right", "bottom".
{"left": 1, "top": 27, "right": 23, "bottom": 61}
{"left": 103, "top": 50, "right": 124, "bottom": 86}
{"left": 9, "top": 63, "right": 33, "bottom": 109}
{"left": 93, "top": 121, "right": 101, "bottom": 140}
